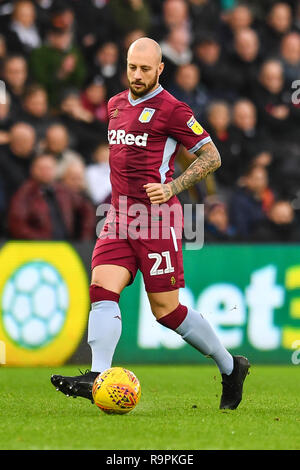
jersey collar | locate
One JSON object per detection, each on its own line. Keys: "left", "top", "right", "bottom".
{"left": 128, "top": 84, "right": 163, "bottom": 106}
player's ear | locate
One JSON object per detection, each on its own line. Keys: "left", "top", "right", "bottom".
{"left": 158, "top": 62, "right": 164, "bottom": 77}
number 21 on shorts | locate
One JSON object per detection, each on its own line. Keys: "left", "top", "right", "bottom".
{"left": 148, "top": 251, "right": 174, "bottom": 276}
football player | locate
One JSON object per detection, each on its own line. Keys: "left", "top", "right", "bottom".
{"left": 51, "top": 38, "right": 250, "bottom": 410}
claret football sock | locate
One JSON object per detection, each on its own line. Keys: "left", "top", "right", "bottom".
{"left": 158, "top": 304, "right": 234, "bottom": 375}
{"left": 88, "top": 286, "right": 122, "bottom": 373}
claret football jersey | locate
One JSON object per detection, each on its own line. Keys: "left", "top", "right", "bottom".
{"left": 107, "top": 84, "right": 211, "bottom": 209}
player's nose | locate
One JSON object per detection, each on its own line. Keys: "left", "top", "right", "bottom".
{"left": 133, "top": 68, "right": 142, "bottom": 80}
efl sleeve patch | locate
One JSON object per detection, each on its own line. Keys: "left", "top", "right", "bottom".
{"left": 167, "top": 102, "right": 210, "bottom": 149}
{"left": 186, "top": 116, "right": 204, "bottom": 135}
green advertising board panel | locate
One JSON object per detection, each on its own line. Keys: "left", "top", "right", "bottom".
{"left": 116, "top": 244, "right": 300, "bottom": 365}
{"left": 0, "top": 241, "right": 299, "bottom": 366}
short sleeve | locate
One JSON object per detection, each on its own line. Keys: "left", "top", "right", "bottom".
{"left": 168, "top": 102, "right": 211, "bottom": 153}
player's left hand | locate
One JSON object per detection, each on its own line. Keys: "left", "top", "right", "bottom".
{"left": 143, "top": 183, "right": 173, "bottom": 204}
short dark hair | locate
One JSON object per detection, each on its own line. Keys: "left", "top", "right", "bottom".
{"left": 243, "top": 163, "right": 267, "bottom": 178}
{"left": 22, "top": 83, "right": 47, "bottom": 100}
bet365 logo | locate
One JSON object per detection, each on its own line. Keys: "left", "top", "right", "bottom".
{"left": 138, "top": 263, "right": 300, "bottom": 352}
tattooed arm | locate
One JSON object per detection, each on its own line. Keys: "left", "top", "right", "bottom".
{"left": 169, "top": 141, "right": 221, "bottom": 196}
{"left": 144, "top": 141, "right": 221, "bottom": 204}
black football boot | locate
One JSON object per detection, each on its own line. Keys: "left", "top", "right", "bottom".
{"left": 51, "top": 370, "right": 100, "bottom": 403}
{"left": 219, "top": 355, "right": 250, "bottom": 410}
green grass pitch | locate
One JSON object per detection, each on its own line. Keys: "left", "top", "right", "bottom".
{"left": 0, "top": 364, "right": 299, "bottom": 450}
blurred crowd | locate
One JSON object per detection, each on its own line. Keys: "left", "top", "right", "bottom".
{"left": 0, "top": 0, "right": 300, "bottom": 243}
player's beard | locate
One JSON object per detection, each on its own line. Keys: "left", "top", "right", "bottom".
{"left": 129, "top": 71, "right": 159, "bottom": 98}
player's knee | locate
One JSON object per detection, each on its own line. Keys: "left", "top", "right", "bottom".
{"left": 149, "top": 299, "right": 178, "bottom": 319}
{"left": 148, "top": 291, "right": 180, "bottom": 319}
{"left": 89, "top": 284, "right": 120, "bottom": 304}
{"left": 91, "top": 265, "right": 131, "bottom": 293}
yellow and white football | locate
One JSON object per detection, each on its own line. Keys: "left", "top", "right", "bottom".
{"left": 92, "top": 367, "right": 141, "bottom": 414}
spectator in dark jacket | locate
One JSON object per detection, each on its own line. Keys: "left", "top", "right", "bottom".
{"left": 218, "top": 3, "right": 254, "bottom": 55}
{"left": 58, "top": 88, "right": 107, "bottom": 162}
{"left": 204, "top": 199, "right": 237, "bottom": 243}
{"left": 205, "top": 101, "right": 241, "bottom": 195}
{"left": 152, "top": 0, "right": 191, "bottom": 42}
{"left": 279, "top": 31, "right": 300, "bottom": 86}
{"left": 90, "top": 42, "right": 123, "bottom": 99}
{"left": 251, "top": 200, "right": 300, "bottom": 242}
{"left": 169, "top": 63, "right": 209, "bottom": 122}
{"left": 231, "top": 98, "right": 272, "bottom": 176}
{"left": 1, "top": 54, "right": 29, "bottom": 114}
{"left": 193, "top": 34, "right": 237, "bottom": 102}
{"left": 187, "top": 0, "right": 221, "bottom": 36}
{"left": 259, "top": 2, "right": 293, "bottom": 56}
{"left": 250, "top": 59, "right": 295, "bottom": 141}
{"left": 60, "top": 156, "right": 96, "bottom": 239}
{"left": 19, "top": 83, "right": 54, "bottom": 140}
{"left": 41, "top": 123, "right": 83, "bottom": 176}
{"left": 5, "top": 0, "right": 42, "bottom": 57}
{"left": 70, "top": 0, "right": 113, "bottom": 50}
{"left": 0, "top": 121, "right": 36, "bottom": 202}
{"left": 8, "top": 153, "right": 95, "bottom": 241}
{"left": 229, "top": 164, "right": 275, "bottom": 239}
{"left": 228, "top": 28, "right": 262, "bottom": 98}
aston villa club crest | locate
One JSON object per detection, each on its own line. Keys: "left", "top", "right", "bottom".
{"left": 138, "top": 108, "right": 156, "bottom": 123}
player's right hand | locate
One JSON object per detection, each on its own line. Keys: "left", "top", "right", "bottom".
{"left": 143, "top": 183, "right": 173, "bottom": 204}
